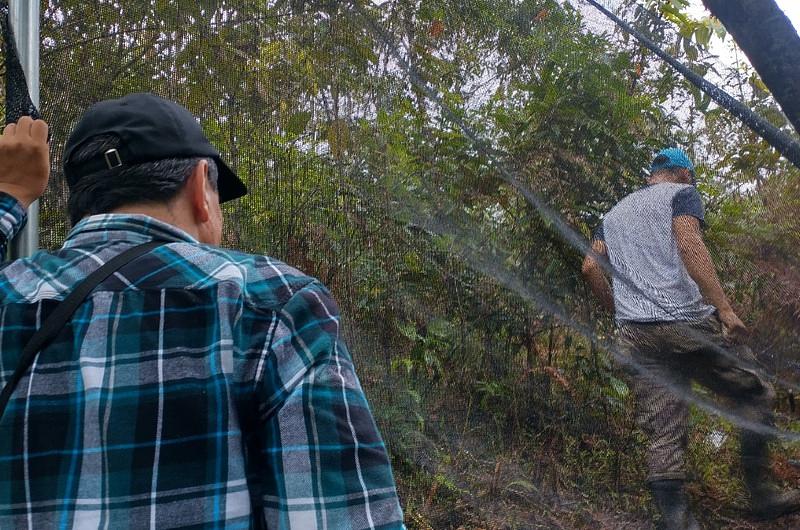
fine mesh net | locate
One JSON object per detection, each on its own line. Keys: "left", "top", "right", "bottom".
{"left": 3, "top": 0, "right": 800, "bottom": 528}
{"left": 1, "top": 0, "right": 40, "bottom": 123}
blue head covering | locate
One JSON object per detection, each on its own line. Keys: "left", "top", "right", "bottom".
{"left": 650, "top": 148, "right": 695, "bottom": 184}
{"left": 651, "top": 148, "right": 694, "bottom": 172}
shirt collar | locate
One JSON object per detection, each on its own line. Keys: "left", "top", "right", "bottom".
{"left": 62, "top": 214, "right": 199, "bottom": 249}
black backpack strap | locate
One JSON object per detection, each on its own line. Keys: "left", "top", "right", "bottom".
{"left": 0, "top": 240, "right": 164, "bottom": 419}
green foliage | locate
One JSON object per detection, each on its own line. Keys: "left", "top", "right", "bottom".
{"left": 13, "top": 0, "right": 800, "bottom": 527}
{"left": 644, "top": 0, "right": 727, "bottom": 50}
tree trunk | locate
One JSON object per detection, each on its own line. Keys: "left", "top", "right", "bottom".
{"left": 702, "top": 0, "right": 800, "bottom": 136}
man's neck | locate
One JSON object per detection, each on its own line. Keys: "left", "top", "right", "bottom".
{"left": 109, "top": 203, "right": 201, "bottom": 241}
{"left": 647, "top": 176, "right": 685, "bottom": 186}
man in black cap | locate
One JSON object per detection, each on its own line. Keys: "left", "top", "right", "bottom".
{"left": 0, "top": 94, "right": 404, "bottom": 529}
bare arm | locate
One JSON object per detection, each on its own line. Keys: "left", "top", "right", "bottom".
{"left": 581, "top": 239, "right": 615, "bottom": 313}
{"left": 673, "top": 215, "right": 747, "bottom": 338}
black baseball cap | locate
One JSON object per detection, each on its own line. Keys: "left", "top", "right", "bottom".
{"left": 63, "top": 92, "right": 247, "bottom": 203}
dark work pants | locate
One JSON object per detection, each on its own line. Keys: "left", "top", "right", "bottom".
{"left": 618, "top": 314, "right": 775, "bottom": 483}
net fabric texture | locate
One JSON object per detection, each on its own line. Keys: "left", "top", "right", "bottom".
{"left": 1, "top": 0, "right": 41, "bottom": 124}
{"left": 1, "top": 1, "right": 800, "bottom": 528}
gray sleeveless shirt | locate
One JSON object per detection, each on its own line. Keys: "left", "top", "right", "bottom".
{"left": 595, "top": 183, "right": 715, "bottom": 323}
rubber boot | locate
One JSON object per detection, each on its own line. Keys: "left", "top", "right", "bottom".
{"left": 649, "top": 479, "right": 701, "bottom": 530}
{"left": 741, "top": 433, "right": 800, "bottom": 519}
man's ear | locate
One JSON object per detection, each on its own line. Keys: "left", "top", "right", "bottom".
{"left": 186, "top": 160, "right": 211, "bottom": 223}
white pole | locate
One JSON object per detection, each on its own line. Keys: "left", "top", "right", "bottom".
{"left": 9, "top": 0, "right": 40, "bottom": 258}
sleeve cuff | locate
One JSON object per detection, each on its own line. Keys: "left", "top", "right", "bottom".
{"left": 671, "top": 187, "right": 705, "bottom": 225}
{"left": 0, "top": 191, "right": 29, "bottom": 243}
{"left": 592, "top": 224, "right": 605, "bottom": 242}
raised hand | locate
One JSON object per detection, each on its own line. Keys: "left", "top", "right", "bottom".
{"left": 0, "top": 116, "right": 50, "bottom": 208}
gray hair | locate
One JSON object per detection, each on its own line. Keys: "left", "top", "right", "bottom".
{"left": 66, "top": 134, "right": 218, "bottom": 225}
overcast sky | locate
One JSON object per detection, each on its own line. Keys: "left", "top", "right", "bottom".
{"left": 689, "top": 0, "right": 800, "bottom": 34}
{"left": 577, "top": 1, "right": 800, "bottom": 46}
{"left": 684, "top": 0, "right": 800, "bottom": 65}
{"left": 771, "top": 0, "right": 799, "bottom": 32}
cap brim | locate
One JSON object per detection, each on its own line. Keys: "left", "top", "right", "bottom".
{"left": 214, "top": 157, "right": 248, "bottom": 203}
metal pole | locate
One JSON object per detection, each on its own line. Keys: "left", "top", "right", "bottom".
{"left": 9, "top": 0, "right": 40, "bottom": 258}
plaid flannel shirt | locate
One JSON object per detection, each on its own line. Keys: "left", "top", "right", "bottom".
{"left": 0, "top": 192, "right": 404, "bottom": 529}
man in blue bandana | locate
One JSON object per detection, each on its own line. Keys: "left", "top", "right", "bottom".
{"left": 583, "top": 148, "right": 800, "bottom": 528}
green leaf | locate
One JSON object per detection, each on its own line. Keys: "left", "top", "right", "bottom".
{"left": 397, "top": 321, "right": 420, "bottom": 341}
{"left": 608, "top": 376, "right": 629, "bottom": 399}
{"left": 695, "top": 26, "right": 712, "bottom": 47}
{"left": 506, "top": 479, "right": 539, "bottom": 493}
{"left": 698, "top": 94, "right": 711, "bottom": 113}
{"left": 285, "top": 111, "right": 312, "bottom": 136}
{"left": 403, "top": 251, "right": 423, "bottom": 273}
{"left": 683, "top": 38, "right": 699, "bottom": 62}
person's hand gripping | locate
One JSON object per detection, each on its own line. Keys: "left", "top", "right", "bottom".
{"left": 719, "top": 307, "right": 749, "bottom": 344}
{"left": 0, "top": 116, "right": 50, "bottom": 208}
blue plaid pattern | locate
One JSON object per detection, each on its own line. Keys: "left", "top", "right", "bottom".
{"left": 0, "top": 192, "right": 27, "bottom": 259}
{"left": 0, "top": 193, "right": 404, "bottom": 529}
